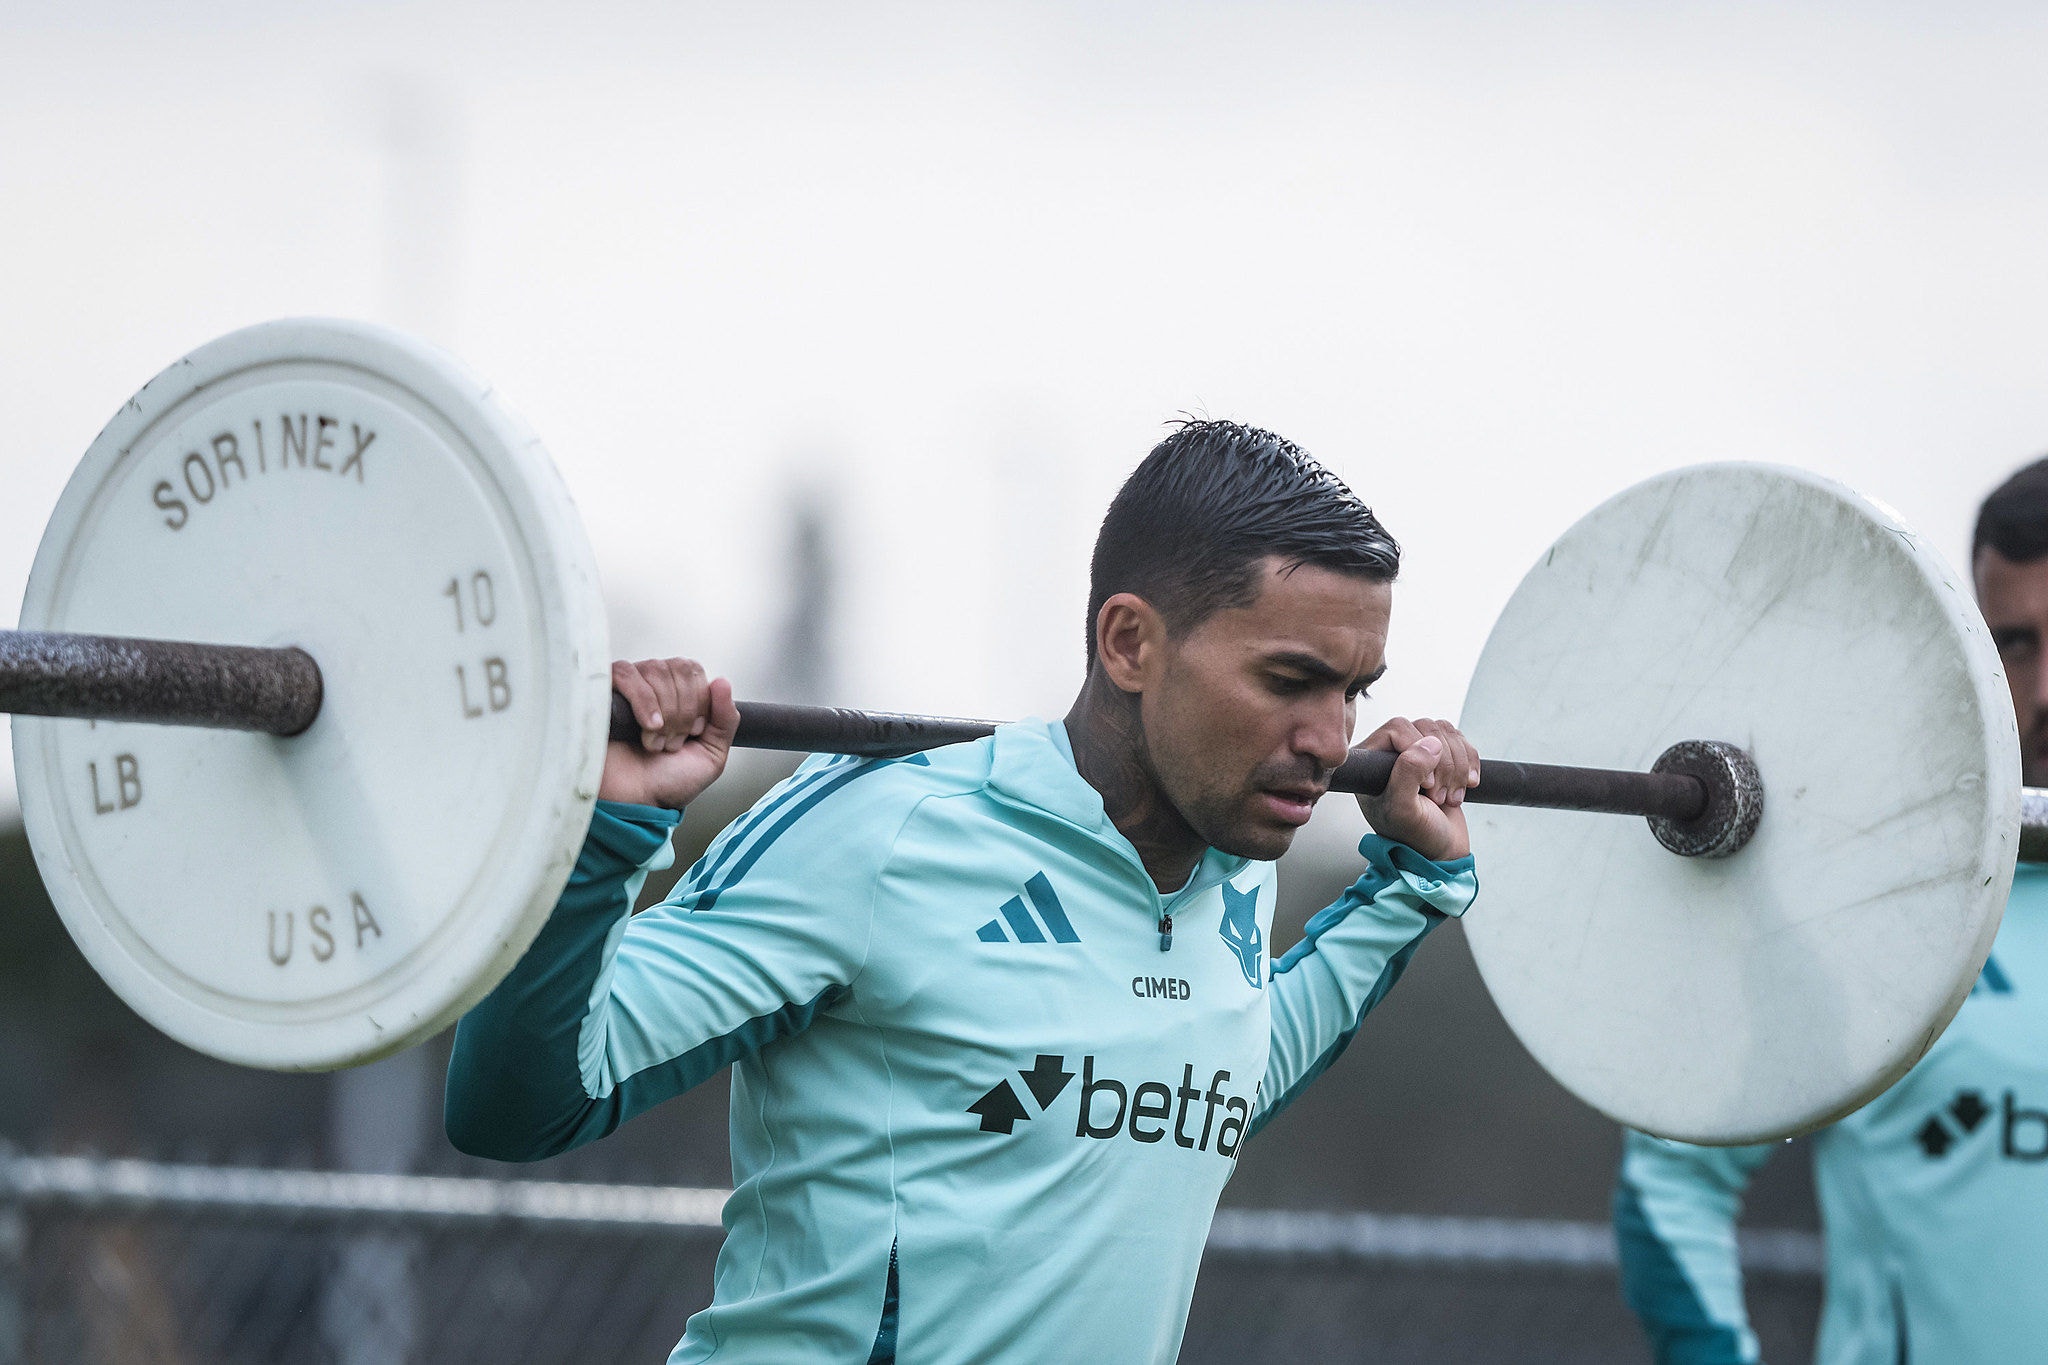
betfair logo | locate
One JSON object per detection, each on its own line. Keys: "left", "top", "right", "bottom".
{"left": 974, "top": 873, "right": 1080, "bottom": 944}
{"left": 1916, "top": 1090, "right": 1990, "bottom": 1157}
{"left": 966, "top": 1054, "right": 1249, "bottom": 1158}
{"left": 967, "top": 1054, "right": 1074, "bottom": 1133}
{"left": 1915, "top": 1088, "right": 2048, "bottom": 1160}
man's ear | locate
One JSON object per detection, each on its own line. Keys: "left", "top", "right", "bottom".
{"left": 1095, "top": 593, "right": 1164, "bottom": 694}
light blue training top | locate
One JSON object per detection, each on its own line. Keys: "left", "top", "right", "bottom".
{"left": 1615, "top": 863, "right": 2048, "bottom": 1364}
{"left": 447, "top": 719, "right": 1477, "bottom": 1363}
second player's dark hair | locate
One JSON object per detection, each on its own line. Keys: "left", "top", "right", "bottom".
{"left": 1085, "top": 419, "right": 1400, "bottom": 663}
{"left": 1975, "top": 456, "right": 2048, "bottom": 564}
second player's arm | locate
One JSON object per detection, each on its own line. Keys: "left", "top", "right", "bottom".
{"left": 1615, "top": 1131, "right": 1777, "bottom": 1365}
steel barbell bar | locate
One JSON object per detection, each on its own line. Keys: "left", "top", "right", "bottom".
{"left": 15, "top": 626, "right": 2035, "bottom": 866}
{"left": 1, "top": 627, "right": 1769, "bottom": 853}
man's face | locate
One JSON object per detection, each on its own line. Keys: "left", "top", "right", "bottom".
{"left": 1975, "top": 546, "right": 2048, "bottom": 786}
{"left": 1139, "top": 560, "right": 1390, "bottom": 861}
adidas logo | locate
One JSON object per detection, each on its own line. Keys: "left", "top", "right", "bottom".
{"left": 975, "top": 873, "right": 1079, "bottom": 944}
{"left": 966, "top": 1053, "right": 1250, "bottom": 1158}
{"left": 1915, "top": 1088, "right": 2048, "bottom": 1161}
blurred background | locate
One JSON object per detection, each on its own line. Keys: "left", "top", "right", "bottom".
{"left": 9, "top": 0, "right": 2048, "bottom": 1359}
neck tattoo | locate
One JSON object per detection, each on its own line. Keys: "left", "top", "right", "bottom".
{"left": 1065, "top": 668, "right": 1205, "bottom": 899}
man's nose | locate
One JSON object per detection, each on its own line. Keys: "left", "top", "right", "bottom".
{"left": 1296, "top": 700, "right": 1352, "bottom": 773}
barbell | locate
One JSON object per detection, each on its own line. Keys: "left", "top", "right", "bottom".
{"left": 1, "top": 319, "right": 2030, "bottom": 1146}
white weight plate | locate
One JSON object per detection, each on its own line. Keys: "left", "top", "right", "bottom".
{"left": 12, "top": 319, "right": 610, "bottom": 1070}
{"left": 1461, "top": 463, "right": 2019, "bottom": 1144}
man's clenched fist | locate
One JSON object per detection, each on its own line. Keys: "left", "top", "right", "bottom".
{"left": 600, "top": 657, "right": 741, "bottom": 810}
{"left": 1352, "top": 716, "right": 1480, "bottom": 862}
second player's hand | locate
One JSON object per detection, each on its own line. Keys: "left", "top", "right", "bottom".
{"left": 1353, "top": 717, "right": 1480, "bottom": 862}
{"left": 600, "top": 658, "right": 740, "bottom": 810}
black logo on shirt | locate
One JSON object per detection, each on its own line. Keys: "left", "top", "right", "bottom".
{"left": 1915, "top": 1089, "right": 2048, "bottom": 1160}
{"left": 966, "top": 1054, "right": 1249, "bottom": 1157}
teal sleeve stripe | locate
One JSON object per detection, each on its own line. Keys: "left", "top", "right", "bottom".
{"left": 1271, "top": 860, "right": 1405, "bottom": 976}
{"left": 444, "top": 802, "right": 701, "bottom": 1162}
{"left": 1246, "top": 919, "right": 1434, "bottom": 1141}
{"left": 865, "top": 1239, "right": 900, "bottom": 1364}
{"left": 1247, "top": 835, "right": 1473, "bottom": 1142}
{"left": 1614, "top": 1183, "right": 1754, "bottom": 1365}
{"left": 585, "top": 799, "right": 682, "bottom": 867}
{"left": 601, "top": 986, "right": 843, "bottom": 1135}
{"left": 683, "top": 756, "right": 855, "bottom": 896}
{"left": 694, "top": 753, "right": 929, "bottom": 912}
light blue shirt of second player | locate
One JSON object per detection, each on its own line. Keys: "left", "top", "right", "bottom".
{"left": 446, "top": 718, "right": 1477, "bottom": 1364}
{"left": 1616, "top": 863, "right": 2048, "bottom": 1364}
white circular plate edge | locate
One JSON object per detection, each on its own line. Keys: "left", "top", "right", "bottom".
{"left": 11, "top": 318, "right": 611, "bottom": 1070}
{"left": 1459, "top": 461, "right": 2020, "bottom": 1144}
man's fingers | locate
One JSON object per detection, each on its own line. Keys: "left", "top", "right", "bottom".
{"left": 612, "top": 660, "right": 663, "bottom": 737}
{"left": 1409, "top": 718, "right": 1480, "bottom": 807}
{"left": 1388, "top": 733, "right": 1444, "bottom": 800}
{"left": 705, "top": 677, "right": 740, "bottom": 748}
{"left": 1446, "top": 729, "right": 1473, "bottom": 805}
{"left": 600, "top": 656, "right": 735, "bottom": 811}
{"left": 1430, "top": 722, "right": 1461, "bottom": 802}
{"left": 1370, "top": 717, "right": 1423, "bottom": 755}
{"left": 1455, "top": 729, "right": 1480, "bottom": 804}
{"left": 675, "top": 658, "right": 710, "bottom": 738}
{"left": 654, "top": 660, "right": 694, "bottom": 750}
{"left": 1355, "top": 716, "right": 1473, "bottom": 863}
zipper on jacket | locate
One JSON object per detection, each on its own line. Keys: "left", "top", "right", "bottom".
{"left": 981, "top": 783, "right": 1243, "bottom": 955}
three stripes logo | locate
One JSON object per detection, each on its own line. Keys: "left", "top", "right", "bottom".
{"left": 976, "top": 873, "right": 1079, "bottom": 944}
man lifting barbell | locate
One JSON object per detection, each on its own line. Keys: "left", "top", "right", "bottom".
{"left": 444, "top": 420, "right": 1483, "bottom": 1363}
{"left": 6, "top": 320, "right": 2038, "bottom": 1353}
{"left": 1613, "top": 457, "right": 2048, "bottom": 1365}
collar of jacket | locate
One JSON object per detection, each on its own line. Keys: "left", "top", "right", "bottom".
{"left": 985, "top": 718, "right": 1255, "bottom": 906}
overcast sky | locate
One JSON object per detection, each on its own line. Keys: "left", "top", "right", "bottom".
{"left": 7, "top": 2, "right": 2048, "bottom": 853}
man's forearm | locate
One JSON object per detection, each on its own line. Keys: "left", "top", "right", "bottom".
{"left": 444, "top": 802, "right": 679, "bottom": 1162}
{"left": 1249, "top": 835, "right": 1477, "bottom": 1140}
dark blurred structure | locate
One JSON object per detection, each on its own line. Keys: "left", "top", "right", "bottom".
{"left": 766, "top": 489, "right": 837, "bottom": 706}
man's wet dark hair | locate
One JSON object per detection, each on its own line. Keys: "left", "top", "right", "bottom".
{"left": 1086, "top": 419, "right": 1401, "bottom": 663}
{"left": 1975, "top": 456, "right": 2048, "bottom": 565}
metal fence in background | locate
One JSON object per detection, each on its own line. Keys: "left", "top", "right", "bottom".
{"left": 0, "top": 1151, "right": 1822, "bottom": 1364}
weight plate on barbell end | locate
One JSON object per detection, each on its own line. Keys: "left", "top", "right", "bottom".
{"left": 1460, "top": 463, "right": 2021, "bottom": 1146}
{"left": 11, "top": 319, "right": 611, "bottom": 1070}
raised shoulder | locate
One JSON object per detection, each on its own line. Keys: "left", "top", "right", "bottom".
{"left": 662, "top": 738, "right": 995, "bottom": 912}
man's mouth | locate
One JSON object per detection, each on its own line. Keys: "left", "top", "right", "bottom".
{"left": 1257, "top": 787, "right": 1324, "bottom": 826}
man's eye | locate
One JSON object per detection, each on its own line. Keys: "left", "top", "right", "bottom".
{"left": 1268, "top": 675, "right": 1311, "bottom": 694}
